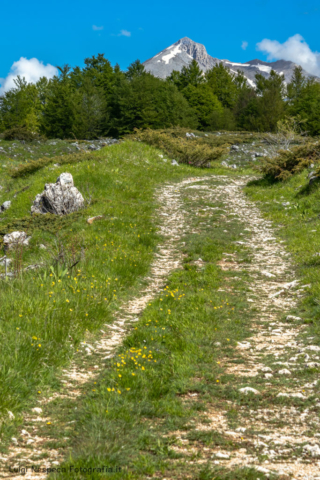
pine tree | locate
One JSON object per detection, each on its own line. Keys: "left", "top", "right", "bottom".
{"left": 168, "top": 60, "right": 204, "bottom": 90}
{"left": 125, "top": 60, "right": 146, "bottom": 80}
{"left": 71, "top": 77, "right": 107, "bottom": 139}
{"left": 107, "top": 74, "right": 197, "bottom": 136}
{"left": 205, "top": 63, "right": 239, "bottom": 109}
{"left": 182, "top": 84, "right": 223, "bottom": 129}
{"left": 41, "top": 66, "right": 74, "bottom": 138}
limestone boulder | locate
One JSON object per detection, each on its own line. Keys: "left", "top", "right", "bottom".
{"left": 31, "top": 173, "right": 84, "bottom": 215}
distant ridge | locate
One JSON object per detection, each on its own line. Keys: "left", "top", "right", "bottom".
{"left": 143, "top": 37, "right": 318, "bottom": 87}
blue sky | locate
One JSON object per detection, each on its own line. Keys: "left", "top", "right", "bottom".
{"left": 0, "top": 0, "right": 319, "bottom": 91}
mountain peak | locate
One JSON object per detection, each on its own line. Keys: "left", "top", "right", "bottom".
{"left": 143, "top": 38, "right": 317, "bottom": 85}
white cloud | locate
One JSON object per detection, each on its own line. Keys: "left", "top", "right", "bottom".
{"left": 119, "top": 29, "right": 131, "bottom": 37}
{"left": 256, "top": 34, "right": 320, "bottom": 76}
{"left": 0, "top": 57, "right": 58, "bottom": 95}
{"left": 241, "top": 41, "right": 248, "bottom": 50}
{"left": 92, "top": 25, "right": 103, "bottom": 31}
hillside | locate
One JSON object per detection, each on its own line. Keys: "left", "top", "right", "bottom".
{"left": 1, "top": 134, "right": 320, "bottom": 479}
{"left": 143, "top": 37, "right": 318, "bottom": 86}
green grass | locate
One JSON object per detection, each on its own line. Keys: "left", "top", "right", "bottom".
{"left": 3, "top": 134, "right": 317, "bottom": 479}
{"left": 0, "top": 140, "right": 216, "bottom": 442}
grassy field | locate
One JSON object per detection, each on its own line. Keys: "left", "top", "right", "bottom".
{"left": 0, "top": 140, "right": 217, "bottom": 443}
{"left": 1, "top": 131, "right": 320, "bottom": 479}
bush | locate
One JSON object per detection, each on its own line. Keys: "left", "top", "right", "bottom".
{"left": 9, "top": 152, "right": 92, "bottom": 178}
{"left": 2, "top": 126, "right": 45, "bottom": 142}
{"left": 126, "top": 127, "right": 261, "bottom": 167}
{"left": 256, "top": 141, "right": 320, "bottom": 181}
{"left": 126, "top": 128, "right": 229, "bottom": 167}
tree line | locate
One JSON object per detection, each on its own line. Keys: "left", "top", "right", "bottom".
{"left": 0, "top": 54, "right": 319, "bottom": 139}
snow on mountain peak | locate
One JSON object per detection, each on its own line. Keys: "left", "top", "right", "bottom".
{"left": 143, "top": 37, "right": 318, "bottom": 86}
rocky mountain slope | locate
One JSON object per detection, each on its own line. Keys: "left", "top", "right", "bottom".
{"left": 143, "top": 37, "right": 317, "bottom": 86}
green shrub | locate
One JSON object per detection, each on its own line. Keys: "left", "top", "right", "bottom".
{"left": 126, "top": 128, "right": 228, "bottom": 167}
{"left": 255, "top": 141, "right": 320, "bottom": 181}
{"left": 9, "top": 152, "right": 92, "bottom": 178}
{"left": 2, "top": 126, "right": 45, "bottom": 142}
{"left": 126, "top": 127, "right": 261, "bottom": 167}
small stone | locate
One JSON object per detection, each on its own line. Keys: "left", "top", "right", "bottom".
{"left": 7, "top": 411, "right": 15, "bottom": 419}
{"left": 214, "top": 452, "right": 230, "bottom": 459}
{"left": 87, "top": 215, "right": 104, "bottom": 225}
{"left": 3, "top": 231, "right": 31, "bottom": 249}
{"left": 307, "top": 345, "right": 320, "bottom": 352}
{"left": 260, "top": 366, "right": 272, "bottom": 372}
{"left": 286, "top": 315, "right": 301, "bottom": 321}
{"left": 171, "top": 160, "right": 179, "bottom": 166}
{"left": 0, "top": 200, "right": 11, "bottom": 212}
{"left": 11, "top": 437, "right": 18, "bottom": 444}
{"left": 39, "top": 244, "right": 47, "bottom": 250}
{"left": 278, "top": 369, "right": 291, "bottom": 375}
{"left": 303, "top": 444, "right": 320, "bottom": 457}
{"left": 32, "top": 407, "right": 42, "bottom": 414}
{"left": 239, "top": 387, "right": 260, "bottom": 395}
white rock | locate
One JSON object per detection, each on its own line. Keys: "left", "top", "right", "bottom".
{"left": 215, "top": 452, "right": 230, "bottom": 459}
{"left": 303, "top": 444, "right": 320, "bottom": 457}
{"left": 278, "top": 369, "right": 291, "bottom": 375}
{"left": 260, "top": 366, "right": 272, "bottom": 372}
{"left": 32, "top": 407, "right": 43, "bottom": 414}
{"left": 39, "top": 244, "right": 47, "bottom": 250}
{"left": 57, "top": 172, "right": 74, "bottom": 187}
{"left": 239, "top": 387, "right": 260, "bottom": 395}
{"left": 261, "top": 270, "right": 276, "bottom": 278}
{"left": 31, "top": 173, "right": 84, "bottom": 215}
{"left": 11, "top": 437, "right": 18, "bottom": 444}
{"left": 0, "top": 200, "right": 11, "bottom": 212}
{"left": 264, "top": 373, "right": 273, "bottom": 379}
{"left": 237, "top": 342, "right": 251, "bottom": 349}
{"left": 307, "top": 345, "right": 320, "bottom": 352}
{"left": 7, "top": 410, "right": 15, "bottom": 419}
{"left": 171, "top": 160, "right": 179, "bottom": 166}
{"left": 0, "top": 256, "right": 12, "bottom": 266}
{"left": 3, "top": 231, "right": 31, "bottom": 249}
{"left": 286, "top": 315, "right": 301, "bottom": 321}
{"left": 235, "top": 427, "right": 246, "bottom": 433}
{"left": 277, "top": 392, "right": 306, "bottom": 399}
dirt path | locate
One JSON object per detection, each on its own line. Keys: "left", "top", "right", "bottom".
{"left": 1, "top": 175, "right": 320, "bottom": 479}
{"left": 178, "top": 177, "right": 320, "bottom": 480}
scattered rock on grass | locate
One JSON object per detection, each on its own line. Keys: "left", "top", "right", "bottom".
{"left": 87, "top": 216, "right": 104, "bottom": 225}
{"left": 239, "top": 387, "right": 260, "bottom": 395}
{"left": 3, "top": 231, "right": 31, "bottom": 250}
{"left": 31, "top": 173, "right": 84, "bottom": 215}
{"left": 0, "top": 200, "right": 11, "bottom": 212}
